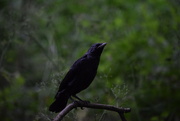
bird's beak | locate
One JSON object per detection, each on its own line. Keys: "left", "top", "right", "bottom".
{"left": 98, "top": 43, "right": 107, "bottom": 48}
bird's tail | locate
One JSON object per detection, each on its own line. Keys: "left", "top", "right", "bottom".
{"left": 49, "top": 92, "right": 70, "bottom": 113}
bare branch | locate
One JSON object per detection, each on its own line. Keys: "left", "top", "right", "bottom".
{"left": 53, "top": 101, "right": 131, "bottom": 121}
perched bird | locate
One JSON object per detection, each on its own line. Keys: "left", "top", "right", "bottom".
{"left": 49, "top": 43, "right": 106, "bottom": 113}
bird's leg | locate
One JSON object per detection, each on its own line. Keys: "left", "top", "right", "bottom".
{"left": 70, "top": 97, "right": 79, "bottom": 110}
{"left": 71, "top": 95, "right": 84, "bottom": 110}
{"left": 73, "top": 95, "right": 90, "bottom": 104}
{"left": 73, "top": 95, "right": 83, "bottom": 101}
{"left": 72, "top": 95, "right": 90, "bottom": 110}
{"left": 70, "top": 96, "right": 82, "bottom": 102}
{"left": 70, "top": 97, "right": 75, "bottom": 102}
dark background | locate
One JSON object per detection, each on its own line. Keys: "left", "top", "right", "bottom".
{"left": 0, "top": 0, "right": 179, "bottom": 120}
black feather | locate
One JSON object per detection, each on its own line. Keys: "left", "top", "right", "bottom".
{"left": 49, "top": 43, "right": 106, "bottom": 112}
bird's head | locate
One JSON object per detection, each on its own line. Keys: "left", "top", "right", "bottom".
{"left": 87, "top": 43, "right": 107, "bottom": 57}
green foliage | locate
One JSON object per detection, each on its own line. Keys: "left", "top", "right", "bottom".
{"left": 0, "top": 0, "right": 179, "bottom": 120}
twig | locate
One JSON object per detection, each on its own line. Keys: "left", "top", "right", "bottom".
{"left": 119, "top": 112, "right": 127, "bottom": 121}
{"left": 53, "top": 101, "right": 131, "bottom": 121}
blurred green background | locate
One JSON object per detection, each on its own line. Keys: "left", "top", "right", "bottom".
{"left": 0, "top": 0, "right": 179, "bottom": 121}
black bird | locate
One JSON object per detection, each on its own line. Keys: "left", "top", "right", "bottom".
{"left": 49, "top": 43, "right": 106, "bottom": 113}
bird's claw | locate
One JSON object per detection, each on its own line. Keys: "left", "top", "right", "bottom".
{"left": 82, "top": 100, "right": 90, "bottom": 105}
{"left": 80, "top": 100, "right": 90, "bottom": 110}
{"left": 73, "top": 100, "right": 90, "bottom": 110}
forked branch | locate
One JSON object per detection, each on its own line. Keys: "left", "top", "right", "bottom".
{"left": 53, "top": 101, "right": 131, "bottom": 121}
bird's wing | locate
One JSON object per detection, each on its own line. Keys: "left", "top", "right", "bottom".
{"left": 56, "top": 54, "right": 88, "bottom": 96}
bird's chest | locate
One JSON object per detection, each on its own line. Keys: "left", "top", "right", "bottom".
{"left": 83, "top": 59, "right": 98, "bottom": 72}
{"left": 78, "top": 59, "right": 98, "bottom": 80}
{"left": 82, "top": 67, "right": 97, "bottom": 77}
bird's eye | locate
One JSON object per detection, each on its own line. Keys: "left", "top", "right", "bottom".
{"left": 95, "top": 45, "right": 99, "bottom": 49}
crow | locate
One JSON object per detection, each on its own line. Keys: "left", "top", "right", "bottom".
{"left": 49, "top": 43, "right": 106, "bottom": 113}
